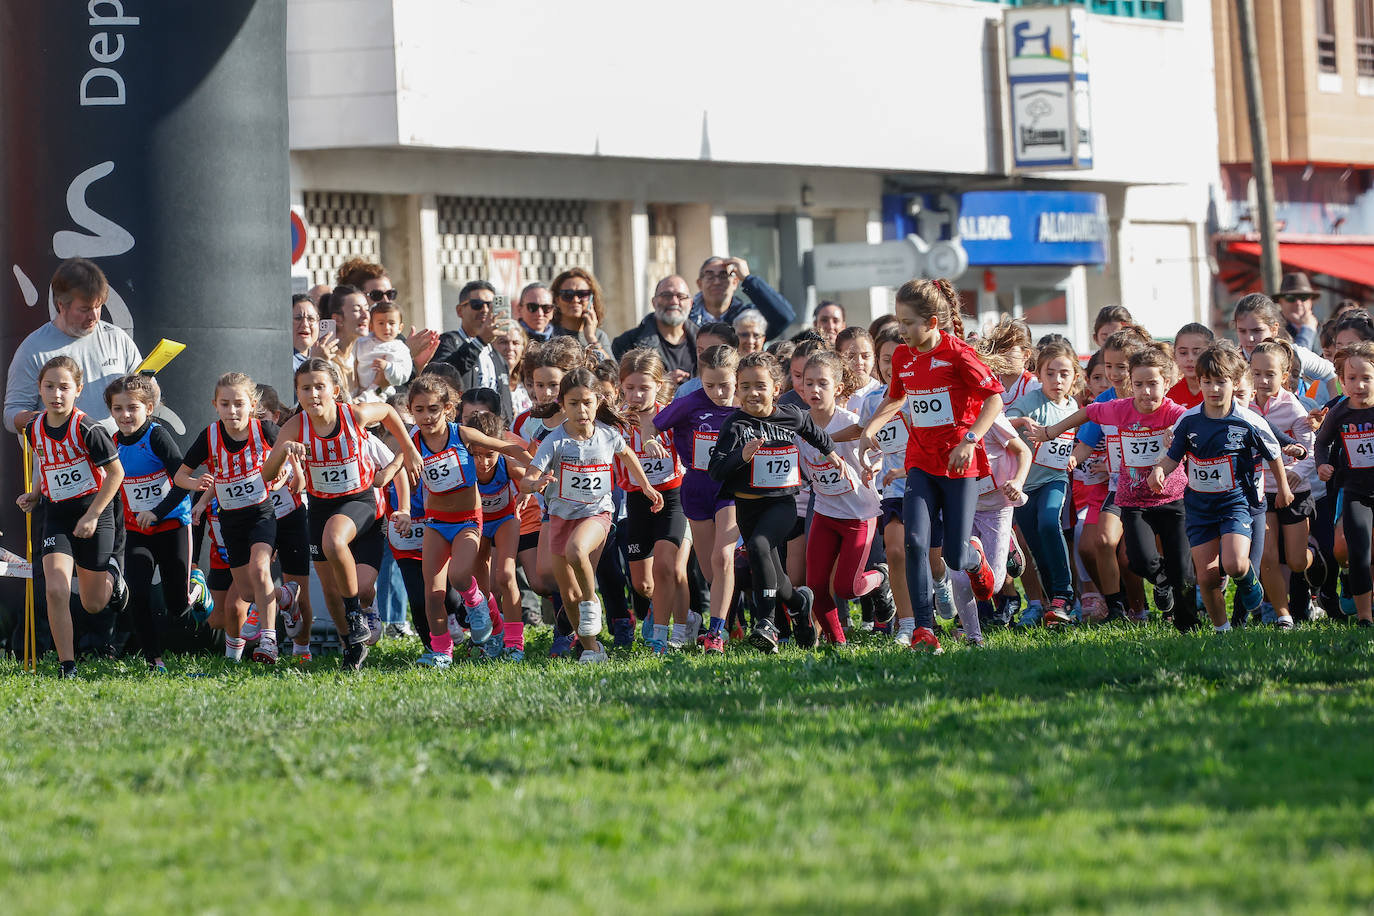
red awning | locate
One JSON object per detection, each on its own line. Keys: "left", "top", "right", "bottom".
{"left": 1228, "top": 240, "right": 1374, "bottom": 288}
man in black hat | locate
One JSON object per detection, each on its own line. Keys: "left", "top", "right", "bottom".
{"left": 1273, "top": 272, "right": 1320, "bottom": 351}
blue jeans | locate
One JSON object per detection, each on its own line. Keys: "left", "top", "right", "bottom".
{"left": 1013, "top": 478, "right": 1073, "bottom": 603}
{"left": 376, "top": 549, "right": 407, "bottom": 625}
{"left": 903, "top": 468, "right": 979, "bottom": 631}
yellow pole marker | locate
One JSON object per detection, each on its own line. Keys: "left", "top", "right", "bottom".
{"left": 135, "top": 339, "right": 187, "bottom": 375}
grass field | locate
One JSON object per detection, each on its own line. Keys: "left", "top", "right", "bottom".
{"left": 2, "top": 620, "right": 1373, "bottom": 914}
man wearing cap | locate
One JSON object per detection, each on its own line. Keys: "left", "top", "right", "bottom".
{"left": 1274, "top": 272, "right": 1320, "bottom": 351}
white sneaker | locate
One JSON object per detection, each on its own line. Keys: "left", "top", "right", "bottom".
{"left": 576, "top": 601, "right": 603, "bottom": 638}
{"left": 893, "top": 622, "right": 915, "bottom": 648}
{"left": 577, "top": 642, "right": 609, "bottom": 664}
{"left": 281, "top": 583, "right": 304, "bottom": 639}
{"left": 241, "top": 604, "right": 263, "bottom": 641}
{"left": 933, "top": 574, "right": 956, "bottom": 620}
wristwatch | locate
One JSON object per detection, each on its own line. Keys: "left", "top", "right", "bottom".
{"left": 963, "top": 431, "right": 979, "bottom": 445}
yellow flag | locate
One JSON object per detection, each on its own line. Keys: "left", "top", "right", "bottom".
{"left": 135, "top": 339, "right": 187, "bottom": 375}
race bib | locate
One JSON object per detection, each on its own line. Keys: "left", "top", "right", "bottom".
{"left": 215, "top": 470, "right": 267, "bottom": 510}
{"left": 421, "top": 449, "right": 467, "bottom": 493}
{"left": 1033, "top": 434, "right": 1075, "bottom": 471}
{"left": 749, "top": 446, "right": 800, "bottom": 489}
{"left": 268, "top": 487, "right": 298, "bottom": 520}
{"left": 388, "top": 517, "right": 425, "bottom": 552}
{"left": 1119, "top": 428, "right": 1167, "bottom": 469}
{"left": 692, "top": 431, "right": 717, "bottom": 471}
{"left": 1343, "top": 430, "right": 1374, "bottom": 469}
{"left": 481, "top": 485, "right": 512, "bottom": 515}
{"left": 873, "top": 415, "right": 909, "bottom": 455}
{"left": 907, "top": 388, "right": 954, "bottom": 428}
{"left": 560, "top": 462, "right": 612, "bottom": 504}
{"left": 638, "top": 453, "right": 676, "bottom": 486}
{"left": 310, "top": 460, "right": 362, "bottom": 495}
{"left": 123, "top": 471, "right": 170, "bottom": 513}
{"left": 976, "top": 475, "right": 997, "bottom": 496}
{"left": 1187, "top": 455, "right": 1235, "bottom": 493}
{"left": 44, "top": 458, "right": 97, "bottom": 502}
{"left": 805, "top": 457, "right": 854, "bottom": 497}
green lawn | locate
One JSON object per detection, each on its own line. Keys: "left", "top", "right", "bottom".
{"left": 2, "top": 622, "right": 1373, "bottom": 914}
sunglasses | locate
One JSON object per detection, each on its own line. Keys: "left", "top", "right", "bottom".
{"left": 1280, "top": 294, "right": 1316, "bottom": 302}
{"left": 557, "top": 289, "right": 593, "bottom": 303}
{"left": 465, "top": 298, "right": 494, "bottom": 311}
{"left": 524, "top": 302, "right": 555, "bottom": 314}
{"left": 367, "top": 289, "right": 399, "bottom": 302}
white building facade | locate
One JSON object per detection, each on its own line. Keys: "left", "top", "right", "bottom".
{"left": 287, "top": 0, "right": 1218, "bottom": 350}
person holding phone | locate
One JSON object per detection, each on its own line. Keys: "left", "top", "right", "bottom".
{"left": 549, "top": 267, "right": 613, "bottom": 360}
{"left": 432, "top": 280, "right": 516, "bottom": 423}
{"left": 310, "top": 285, "right": 369, "bottom": 399}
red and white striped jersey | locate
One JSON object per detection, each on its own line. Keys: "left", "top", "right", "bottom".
{"left": 29, "top": 408, "right": 105, "bottom": 502}
{"left": 302, "top": 403, "right": 376, "bottom": 499}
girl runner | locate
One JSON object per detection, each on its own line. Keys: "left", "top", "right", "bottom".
{"left": 1070, "top": 352, "right": 1113, "bottom": 622}
{"left": 1315, "top": 341, "right": 1374, "bottom": 626}
{"left": 798, "top": 350, "right": 885, "bottom": 646}
{"left": 105, "top": 374, "right": 205, "bottom": 671}
{"left": 403, "top": 377, "right": 531, "bottom": 668}
{"left": 522, "top": 368, "right": 663, "bottom": 663}
{"left": 468, "top": 409, "right": 533, "bottom": 660}
{"left": 618, "top": 349, "right": 690, "bottom": 653}
{"left": 1168, "top": 323, "right": 1214, "bottom": 409}
{"left": 648, "top": 344, "right": 741, "bottom": 654}
{"left": 709, "top": 352, "right": 843, "bottom": 653}
{"left": 175, "top": 373, "right": 286, "bottom": 664}
{"left": 837, "top": 327, "right": 881, "bottom": 412}
{"left": 16, "top": 356, "right": 128, "bottom": 679}
{"left": 858, "top": 278, "right": 1001, "bottom": 654}
{"left": 262, "top": 358, "right": 421, "bottom": 671}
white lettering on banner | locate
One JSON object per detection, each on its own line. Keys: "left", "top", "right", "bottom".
{"left": 1037, "top": 212, "right": 1108, "bottom": 244}
{"left": 957, "top": 215, "right": 1012, "bottom": 241}
{"left": 82, "top": 1, "right": 140, "bottom": 107}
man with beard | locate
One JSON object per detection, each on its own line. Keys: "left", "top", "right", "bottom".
{"left": 612, "top": 275, "right": 699, "bottom": 384}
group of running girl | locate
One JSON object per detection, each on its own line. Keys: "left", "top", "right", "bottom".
{"left": 19, "top": 276, "right": 1374, "bottom": 676}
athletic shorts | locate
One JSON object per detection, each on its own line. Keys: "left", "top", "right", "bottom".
{"left": 1267, "top": 489, "right": 1317, "bottom": 527}
{"left": 207, "top": 564, "right": 233, "bottom": 593}
{"left": 41, "top": 503, "right": 116, "bottom": 572}
{"left": 1075, "top": 481, "right": 1111, "bottom": 526}
{"left": 1186, "top": 506, "right": 1255, "bottom": 548}
{"left": 623, "top": 487, "right": 687, "bottom": 559}
{"left": 879, "top": 496, "right": 903, "bottom": 529}
{"left": 275, "top": 506, "right": 311, "bottom": 577}
{"left": 429, "top": 517, "right": 481, "bottom": 543}
{"left": 309, "top": 492, "right": 384, "bottom": 570}
{"left": 548, "top": 512, "right": 612, "bottom": 556}
{"left": 1099, "top": 489, "right": 1122, "bottom": 519}
{"left": 482, "top": 512, "right": 517, "bottom": 540}
{"left": 788, "top": 516, "right": 805, "bottom": 541}
{"left": 518, "top": 530, "right": 540, "bottom": 553}
{"left": 219, "top": 502, "right": 276, "bottom": 569}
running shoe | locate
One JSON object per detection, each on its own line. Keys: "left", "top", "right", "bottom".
{"left": 893, "top": 622, "right": 915, "bottom": 648}
{"left": 105, "top": 558, "right": 129, "bottom": 615}
{"left": 416, "top": 650, "right": 453, "bottom": 669}
{"left": 344, "top": 610, "right": 370, "bottom": 647}
{"left": 252, "top": 637, "right": 279, "bottom": 665}
{"left": 467, "top": 603, "right": 494, "bottom": 644}
{"left": 241, "top": 604, "right": 263, "bottom": 641}
{"left": 578, "top": 642, "right": 609, "bottom": 664}
{"left": 964, "top": 537, "right": 996, "bottom": 601}
{"left": 933, "top": 574, "right": 957, "bottom": 621}
{"left": 1357, "top": 618, "right": 1373, "bottom": 628}
{"left": 1274, "top": 614, "right": 1295, "bottom": 631}
{"left": 1080, "top": 593, "right": 1108, "bottom": 624}
{"left": 993, "top": 593, "right": 1021, "bottom": 628}
{"left": 647, "top": 638, "right": 669, "bottom": 655}
{"left": 749, "top": 619, "right": 781, "bottom": 655}
{"left": 148, "top": 659, "right": 168, "bottom": 674}
{"left": 790, "top": 587, "right": 818, "bottom": 649}
{"left": 610, "top": 617, "right": 635, "bottom": 649}
{"left": 364, "top": 609, "right": 383, "bottom": 647}
{"left": 189, "top": 568, "right": 212, "bottom": 624}
{"left": 702, "top": 632, "right": 725, "bottom": 654}
{"left": 293, "top": 647, "right": 313, "bottom": 664}
{"left": 1006, "top": 537, "right": 1026, "bottom": 579}
{"left": 910, "top": 626, "right": 944, "bottom": 655}
{"left": 1016, "top": 603, "right": 1043, "bottom": 628}
{"left": 281, "top": 583, "right": 304, "bottom": 640}
{"left": 58, "top": 660, "right": 78, "bottom": 679}
{"left": 1152, "top": 580, "right": 1175, "bottom": 614}
{"left": 575, "top": 602, "right": 603, "bottom": 639}
{"left": 1044, "top": 597, "right": 1073, "bottom": 627}
{"left": 384, "top": 621, "right": 416, "bottom": 639}
{"left": 501, "top": 646, "right": 526, "bottom": 662}
{"left": 341, "top": 642, "right": 369, "bottom": 672}
{"left": 685, "top": 610, "right": 703, "bottom": 646}
{"left": 548, "top": 633, "right": 576, "bottom": 658}
{"left": 1303, "top": 538, "right": 1329, "bottom": 593}
{"left": 870, "top": 564, "right": 896, "bottom": 630}
{"left": 481, "top": 635, "right": 504, "bottom": 660}
{"left": 448, "top": 613, "right": 465, "bottom": 641}
{"left": 1238, "top": 575, "right": 1265, "bottom": 616}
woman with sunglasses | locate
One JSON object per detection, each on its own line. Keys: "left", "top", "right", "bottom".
{"left": 550, "top": 267, "right": 613, "bottom": 360}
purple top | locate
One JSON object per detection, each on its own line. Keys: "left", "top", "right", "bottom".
{"left": 654, "top": 388, "right": 737, "bottom": 516}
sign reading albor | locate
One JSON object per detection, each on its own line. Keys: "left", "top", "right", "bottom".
{"left": 1004, "top": 7, "right": 1092, "bottom": 171}
{"left": 959, "top": 192, "right": 1109, "bottom": 266}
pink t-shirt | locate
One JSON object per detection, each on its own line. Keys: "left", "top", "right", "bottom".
{"left": 1083, "top": 397, "right": 1187, "bottom": 507}
{"left": 975, "top": 415, "right": 1029, "bottom": 512}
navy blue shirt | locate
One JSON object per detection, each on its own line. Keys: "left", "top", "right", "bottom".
{"left": 1168, "top": 402, "right": 1280, "bottom": 518}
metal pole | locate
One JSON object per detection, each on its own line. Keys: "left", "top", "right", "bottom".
{"left": 1235, "top": 0, "right": 1282, "bottom": 292}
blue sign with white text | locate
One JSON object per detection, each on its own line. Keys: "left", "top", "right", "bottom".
{"left": 957, "top": 191, "right": 1108, "bottom": 266}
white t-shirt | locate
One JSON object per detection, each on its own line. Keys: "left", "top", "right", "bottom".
{"left": 531, "top": 421, "right": 626, "bottom": 519}
{"left": 353, "top": 336, "right": 413, "bottom": 402}
{"left": 975, "top": 414, "right": 1029, "bottom": 513}
{"left": 798, "top": 408, "right": 880, "bottom": 520}
{"left": 4, "top": 320, "right": 142, "bottom": 432}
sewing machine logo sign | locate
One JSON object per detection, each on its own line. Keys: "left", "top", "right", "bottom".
{"left": 1005, "top": 8, "right": 1093, "bottom": 171}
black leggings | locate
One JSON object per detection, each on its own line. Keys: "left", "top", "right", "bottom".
{"left": 736, "top": 495, "right": 804, "bottom": 626}
{"left": 1119, "top": 500, "right": 1196, "bottom": 628}
{"left": 1343, "top": 493, "right": 1374, "bottom": 595}
{"left": 124, "top": 526, "right": 193, "bottom": 661}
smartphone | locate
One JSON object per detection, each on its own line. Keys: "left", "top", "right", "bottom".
{"left": 319, "top": 318, "right": 336, "bottom": 337}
